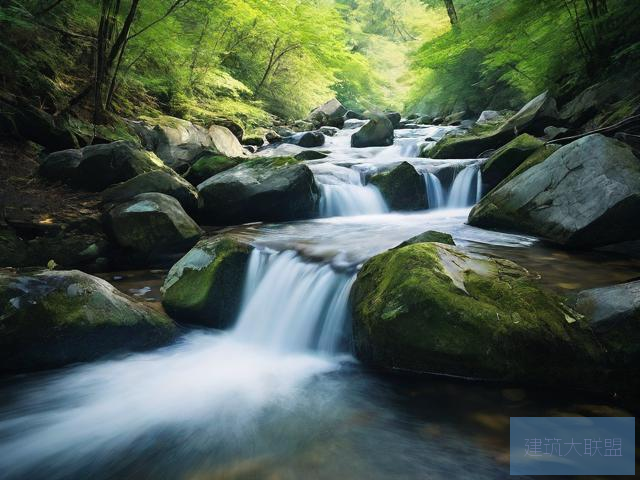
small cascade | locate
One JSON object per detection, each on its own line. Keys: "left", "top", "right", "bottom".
{"left": 232, "top": 249, "right": 355, "bottom": 354}
{"left": 447, "top": 164, "right": 482, "bottom": 208}
{"left": 424, "top": 172, "right": 445, "bottom": 209}
{"left": 312, "top": 164, "right": 388, "bottom": 217}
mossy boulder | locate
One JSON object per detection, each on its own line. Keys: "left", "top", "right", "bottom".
{"left": 105, "top": 193, "right": 202, "bottom": 257}
{"left": 198, "top": 157, "right": 319, "bottom": 225}
{"left": 370, "top": 162, "right": 426, "bottom": 211}
{"left": 575, "top": 280, "right": 640, "bottom": 392}
{"left": 428, "top": 128, "right": 512, "bottom": 159}
{"left": 161, "top": 236, "right": 251, "bottom": 327}
{"left": 481, "top": 134, "right": 544, "bottom": 192}
{"left": 40, "top": 141, "right": 169, "bottom": 191}
{"left": 0, "top": 269, "right": 177, "bottom": 373}
{"left": 242, "top": 135, "right": 265, "bottom": 147}
{"left": 394, "top": 230, "right": 455, "bottom": 249}
{"left": 102, "top": 170, "right": 200, "bottom": 212}
{"left": 294, "top": 150, "right": 328, "bottom": 161}
{"left": 469, "top": 135, "right": 640, "bottom": 247}
{"left": 351, "top": 114, "right": 394, "bottom": 148}
{"left": 351, "top": 243, "right": 604, "bottom": 388}
{"left": 186, "top": 154, "right": 245, "bottom": 185}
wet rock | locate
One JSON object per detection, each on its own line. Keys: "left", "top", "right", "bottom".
{"left": 185, "top": 154, "right": 245, "bottom": 186}
{"left": 344, "top": 110, "right": 366, "bottom": 121}
{"left": 308, "top": 98, "right": 347, "bottom": 128}
{"left": 498, "top": 90, "right": 560, "bottom": 136}
{"left": 370, "top": 162, "right": 425, "bottom": 211}
{"left": 469, "top": 134, "right": 640, "bottom": 247}
{"left": 40, "top": 141, "right": 169, "bottom": 191}
{"left": 543, "top": 126, "right": 569, "bottom": 140}
{"left": 286, "top": 131, "right": 325, "bottom": 148}
{"left": 106, "top": 193, "right": 202, "bottom": 257}
{"left": 198, "top": 157, "right": 319, "bottom": 225}
{"left": 242, "top": 135, "right": 265, "bottom": 147}
{"left": 294, "top": 150, "right": 328, "bottom": 161}
{"left": 0, "top": 269, "right": 177, "bottom": 373}
{"left": 386, "top": 112, "right": 402, "bottom": 129}
{"left": 481, "top": 134, "right": 544, "bottom": 192}
{"left": 319, "top": 126, "right": 339, "bottom": 137}
{"left": 394, "top": 230, "right": 455, "bottom": 249}
{"left": 293, "top": 120, "right": 315, "bottom": 132}
{"left": 351, "top": 242, "right": 603, "bottom": 388}
{"left": 161, "top": 235, "right": 251, "bottom": 328}
{"left": 445, "top": 111, "right": 467, "bottom": 126}
{"left": 351, "top": 114, "right": 394, "bottom": 148}
{"left": 102, "top": 170, "right": 200, "bottom": 212}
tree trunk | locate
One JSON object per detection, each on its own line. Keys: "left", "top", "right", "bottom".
{"left": 443, "top": 0, "right": 458, "bottom": 28}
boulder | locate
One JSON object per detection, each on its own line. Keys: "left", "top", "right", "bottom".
{"left": 498, "top": 90, "right": 560, "bottom": 136}
{"left": 351, "top": 114, "right": 394, "bottom": 148}
{"left": 481, "top": 134, "right": 544, "bottom": 192}
{"left": 319, "top": 126, "right": 339, "bottom": 137}
{"left": 293, "top": 120, "right": 315, "bottom": 132}
{"left": 198, "top": 157, "right": 319, "bottom": 225}
{"left": 544, "top": 126, "right": 569, "bottom": 140}
{"left": 105, "top": 193, "right": 203, "bottom": 257}
{"left": 0, "top": 269, "right": 177, "bottom": 373}
{"left": 417, "top": 115, "right": 434, "bottom": 125}
{"left": 242, "top": 135, "right": 265, "bottom": 147}
{"left": 370, "top": 162, "right": 425, "bottom": 211}
{"left": 265, "top": 130, "right": 283, "bottom": 143}
{"left": 575, "top": 280, "right": 640, "bottom": 392}
{"left": 386, "top": 112, "right": 402, "bottom": 129}
{"left": 394, "top": 230, "right": 455, "bottom": 249}
{"left": 40, "top": 141, "right": 169, "bottom": 191}
{"left": 344, "top": 110, "right": 366, "bottom": 121}
{"left": 102, "top": 170, "right": 200, "bottom": 212}
{"left": 477, "top": 110, "right": 501, "bottom": 124}
{"left": 308, "top": 99, "right": 347, "bottom": 128}
{"left": 560, "top": 79, "right": 631, "bottom": 128}
{"left": 294, "top": 150, "right": 328, "bottom": 161}
{"left": 161, "top": 236, "right": 251, "bottom": 328}
{"left": 469, "top": 134, "right": 640, "bottom": 247}
{"left": 351, "top": 242, "right": 603, "bottom": 387}
{"left": 185, "top": 154, "right": 244, "bottom": 186}
{"left": 286, "top": 131, "right": 325, "bottom": 148}
{"left": 129, "top": 116, "right": 244, "bottom": 169}
{"left": 444, "top": 111, "right": 467, "bottom": 126}
{"left": 211, "top": 118, "right": 244, "bottom": 141}
{"left": 343, "top": 119, "right": 368, "bottom": 130}
{"left": 273, "top": 126, "right": 295, "bottom": 138}
{"left": 428, "top": 128, "right": 511, "bottom": 159}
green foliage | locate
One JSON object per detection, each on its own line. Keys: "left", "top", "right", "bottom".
{"left": 408, "top": 0, "right": 640, "bottom": 115}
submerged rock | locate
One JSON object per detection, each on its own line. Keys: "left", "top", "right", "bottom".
{"left": 198, "top": 157, "right": 319, "bottom": 225}
{"left": 0, "top": 269, "right": 177, "bottom": 373}
{"left": 481, "top": 134, "right": 544, "bottom": 192}
{"left": 351, "top": 243, "right": 603, "bottom": 388}
{"left": 102, "top": 170, "right": 200, "bottom": 212}
{"left": 370, "top": 162, "right": 425, "bottom": 211}
{"left": 162, "top": 236, "right": 251, "bottom": 327}
{"left": 469, "top": 134, "right": 640, "bottom": 247}
{"left": 40, "top": 141, "right": 169, "bottom": 191}
{"left": 106, "top": 193, "right": 202, "bottom": 257}
{"left": 185, "top": 154, "right": 245, "bottom": 185}
{"left": 351, "top": 114, "right": 394, "bottom": 148}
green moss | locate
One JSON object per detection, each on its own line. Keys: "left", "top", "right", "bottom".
{"left": 162, "top": 236, "right": 251, "bottom": 328}
{"left": 482, "top": 134, "right": 544, "bottom": 191}
{"left": 351, "top": 243, "right": 603, "bottom": 388}
{"left": 394, "top": 230, "right": 455, "bottom": 248}
{"left": 370, "top": 161, "right": 425, "bottom": 211}
{"left": 428, "top": 126, "right": 513, "bottom": 159}
{"left": 187, "top": 155, "right": 245, "bottom": 185}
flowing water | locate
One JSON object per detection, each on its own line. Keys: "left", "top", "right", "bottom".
{"left": 1, "top": 123, "right": 639, "bottom": 480}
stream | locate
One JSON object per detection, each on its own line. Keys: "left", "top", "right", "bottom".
{"left": 1, "top": 124, "right": 638, "bottom": 479}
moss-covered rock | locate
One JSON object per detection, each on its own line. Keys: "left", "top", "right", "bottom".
{"left": 102, "top": 170, "right": 200, "bottom": 212}
{"left": 481, "top": 134, "right": 544, "bottom": 192}
{"left": 186, "top": 154, "right": 245, "bottom": 186}
{"left": 161, "top": 236, "right": 251, "bottom": 327}
{"left": 428, "top": 128, "right": 512, "bottom": 159}
{"left": 469, "top": 135, "right": 640, "bottom": 247}
{"left": 294, "top": 150, "right": 328, "bottom": 161}
{"left": 370, "top": 162, "right": 425, "bottom": 211}
{"left": 105, "top": 193, "right": 202, "bottom": 257}
{"left": 351, "top": 243, "right": 604, "bottom": 388}
{"left": 198, "top": 156, "right": 319, "bottom": 225}
{"left": 40, "top": 141, "right": 169, "bottom": 191}
{"left": 394, "top": 230, "right": 455, "bottom": 249}
{"left": 0, "top": 269, "right": 177, "bottom": 373}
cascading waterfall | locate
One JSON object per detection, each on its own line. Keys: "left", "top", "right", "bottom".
{"left": 233, "top": 249, "right": 355, "bottom": 353}
{"left": 424, "top": 172, "right": 445, "bottom": 209}
{"left": 447, "top": 164, "right": 482, "bottom": 208}
{"left": 312, "top": 164, "right": 388, "bottom": 217}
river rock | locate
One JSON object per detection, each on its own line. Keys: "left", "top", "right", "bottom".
{"left": 319, "top": 126, "right": 339, "bottom": 137}
{"left": 481, "top": 134, "right": 544, "bottom": 192}
{"left": 386, "top": 112, "right": 402, "bottom": 129}
{"left": 308, "top": 98, "right": 347, "bottom": 128}
{"left": 394, "top": 230, "right": 455, "bottom": 249}
{"left": 106, "top": 193, "right": 202, "bottom": 257}
{"left": 242, "top": 134, "right": 265, "bottom": 147}
{"left": 575, "top": 280, "right": 640, "bottom": 392}
{"left": 161, "top": 236, "right": 251, "bottom": 327}
{"left": 129, "top": 116, "right": 244, "bottom": 169}
{"left": 477, "top": 110, "right": 501, "bottom": 124}
{"left": 198, "top": 157, "right": 319, "bottom": 225}
{"left": 40, "top": 141, "right": 169, "bottom": 191}
{"left": 445, "top": 111, "right": 467, "bottom": 126}
{"left": 469, "top": 134, "right": 640, "bottom": 247}
{"left": 351, "top": 114, "right": 394, "bottom": 148}
{"left": 185, "top": 154, "right": 245, "bottom": 185}
{"left": 498, "top": 90, "right": 560, "bottom": 136}
{"left": 102, "top": 170, "right": 200, "bottom": 212}
{"left": 351, "top": 242, "right": 603, "bottom": 388}
{"left": 294, "top": 150, "right": 328, "bottom": 161}
{"left": 559, "top": 78, "right": 632, "bottom": 128}
{"left": 370, "top": 162, "right": 425, "bottom": 211}
{"left": 286, "top": 131, "right": 325, "bottom": 148}
{"left": 0, "top": 269, "right": 177, "bottom": 373}
{"left": 265, "top": 130, "right": 283, "bottom": 143}
{"left": 344, "top": 110, "right": 366, "bottom": 121}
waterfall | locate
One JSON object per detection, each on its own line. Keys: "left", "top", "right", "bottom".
{"left": 424, "top": 172, "right": 445, "bottom": 209}
{"left": 312, "top": 164, "right": 388, "bottom": 217}
{"left": 233, "top": 249, "right": 355, "bottom": 353}
{"left": 447, "top": 164, "right": 482, "bottom": 208}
